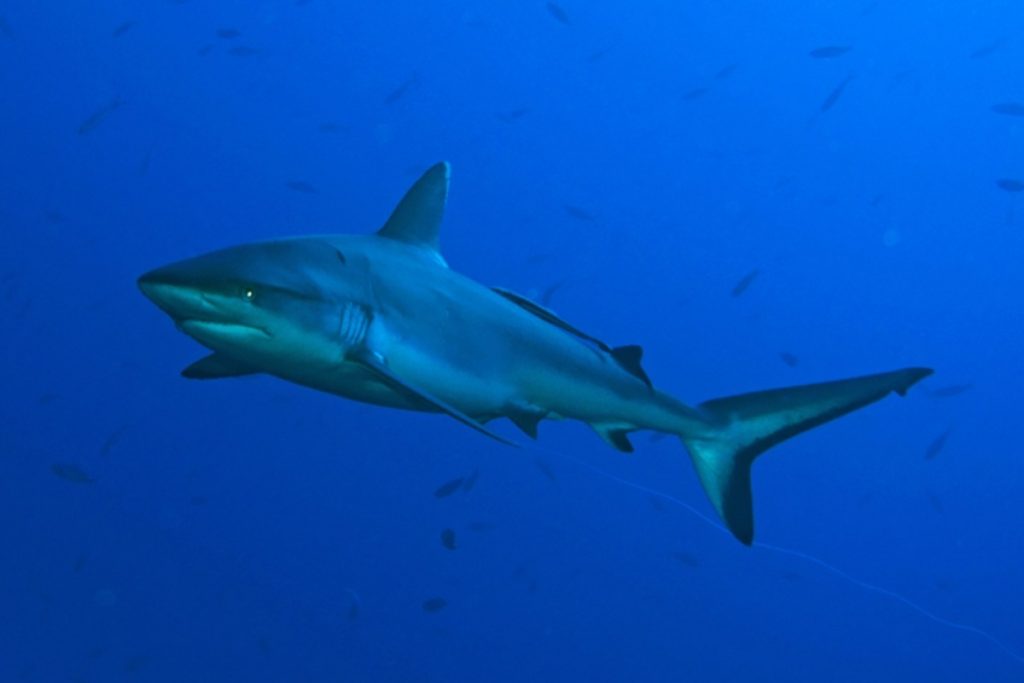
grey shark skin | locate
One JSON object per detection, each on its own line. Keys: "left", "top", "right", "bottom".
{"left": 139, "top": 162, "right": 932, "bottom": 544}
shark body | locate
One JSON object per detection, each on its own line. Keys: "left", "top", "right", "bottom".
{"left": 139, "top": 162, "right": 931, "bottom": 544}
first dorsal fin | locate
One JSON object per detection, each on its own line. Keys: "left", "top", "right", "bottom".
{"left": 377, "top": 162, "right": 450, "bottom": 259}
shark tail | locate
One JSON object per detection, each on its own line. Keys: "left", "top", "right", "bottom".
{"left": 679, "top": 367, "right": 932, "bottom": 544}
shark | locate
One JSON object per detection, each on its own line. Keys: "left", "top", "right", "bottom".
{"left": 138, "top": 162, "right": 931, "bottom": 544}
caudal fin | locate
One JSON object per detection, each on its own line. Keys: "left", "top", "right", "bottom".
{"left": 680, "top": 367, "right": 932, "bottom": 545}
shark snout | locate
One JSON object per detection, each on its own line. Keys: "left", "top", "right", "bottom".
{"left": 138, "top": 263, "right": 211, "bottom": 320}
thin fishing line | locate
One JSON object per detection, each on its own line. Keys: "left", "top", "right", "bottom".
{"left": 524, "top": 442, "right": 1024, "bottom": 665}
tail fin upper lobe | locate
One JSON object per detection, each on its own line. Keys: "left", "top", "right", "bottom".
{"left": 680, "top": 367, "right": 932, "bottom": 544}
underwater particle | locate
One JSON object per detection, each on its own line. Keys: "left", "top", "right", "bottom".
{"left": 440, "top": 528, "right": 457, "bottom": 550}
{"left": 217, "top": 28, "right": 241, "bottom": 39}
{"left": 112, "top": 20, "right": 137, "bottom": 38}
{"left": 809, "top": 45, "right": 852, "bottom": 59}
{"left": 51, "top": 463, "right": 94, "bottom": 484}
{"left": 545, "top": 1, "right": 571, "bottom": 25}
{"left": 882, "top": 228, "right": 901, "bottom": 247}
{"left": 286, "top": 180, "right": 317, "bottom": 194}
{"left": 996, "top": 178, "right": 1024, "bottom": 193}
{"left": 730, "top": 268, "right": 759, "bottom": 297}
{"left": 779, "top": 351, "right": 800, "bottom": 367}
{"left": 924, "top": 428, "right": 952, "bottom": 461}
{"left": 422, "top": 597, "right": 447, "bottom": 613}
{"left": 433, "top": 478, "right": 464, "bottom": 498}
{"left": 991, "top": 102, "right": 1024, "bottom": 117}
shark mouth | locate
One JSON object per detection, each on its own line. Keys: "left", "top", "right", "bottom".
{"left": 178, "top": 319, "right": 272, "bottom": 339}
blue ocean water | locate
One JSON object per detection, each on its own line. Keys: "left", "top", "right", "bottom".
{"left": 2, "top": 1, "right": 1022, "bottom": 680}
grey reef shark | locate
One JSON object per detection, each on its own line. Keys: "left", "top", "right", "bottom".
{"left": 139, "top": 162, "right": 931, "bottom": 544}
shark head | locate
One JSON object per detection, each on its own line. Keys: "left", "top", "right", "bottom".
{"left": 138, "top": 238, "right": 370, "bottom": 367}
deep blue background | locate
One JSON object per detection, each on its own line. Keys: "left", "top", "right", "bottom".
{"left": 2, "top": 1, "right": 1022, "bottom": 681}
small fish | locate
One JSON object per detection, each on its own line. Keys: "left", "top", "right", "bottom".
{"left": 730, "top": 268, "right": 759, "bottom": 297}
{"left": 926, "top": 493, "right": 944, "bottom": 514}
{"left": 682, "top": 87, "right": 710, "bottom": 101}
{"left": 112, "top": 20, "right": 137, "bottom": 38}
{"left": 991, "top": 102, "right": 1024, "bottom": 117}
{"left": 256, "top": 637, "right": 271, "bottom": 654}
{"left": 466, "top": 521, "right": 495, "bottom": 533}
{"left": 996, "top": 179, "right": 1024, "bottom": 193}
{"left": 189, "top": 495, "right": 208, "bottom": 506}
{"left": 52, "top": 463, "right": 94, "bottom": 484}
{"left": 286, "top": 180, "right": 317, "bottom": 194}
{"left": 924, "top": 429, "right": 951, "bottom": 461}
{"left": 100, "top": 425, "right": 128, "bottom": 456}
{"left": 345, "top": 588, "right": 361, "bottom": 620}
{"left": 228, "top": 45, "right": 259, "bottom": 57}
{"left": 217, "top": 28, "right": 241, "bottom": 40}
{"left": 43, "top": 210, "right": 66, "bottom": 224}
{"left": 779, "top": 351, "right": 800, "bottom": 368}
{"left": 0, "top": 16, "right": 15, "bottom": 40}
{"left": 672, "top": 551, "right": 701, "bottom": 568}
{"left": 124, "top": 656, "right": 149, "bottom": 673}
{"left": 384, "top": 74, "right": 418, "bottom": 105}
{"left": 318, "top": 122, "right": 347, "bottom": 133}
{"left": 461, "top": 468, "right": 480, "bottom": 492}
{"left": 586, "top": 47, "right": 612, "bottom": 63}
{"left": 433, "top": 477, "right": 464, "bottom": 498}
{"left": 546, "top": 2, "right": 571, "bottom": 25}
{"left": 422, "top": 597, "right": 447, "bottom": 613}
{"left": 440, "top": 528, "right": 457, "bottom": 550}
{"left": 197, "top": 44, "right": 214, "bottom": 56}
{"left": 926, "top": 383, "right": 973, "bottom": 399}
{"left": 714, "top": 63, "right": 738, "bottom": 80}
{"left": 820, "top": 74, "right": 855, "bottom": 113}
{"left": 809, "top": 45, "right": 852, "bottom": 59}
{"left": 73, "top": 551, "right": 90, "bottom": 572}
{"left": 495, "top": 107, "right": 531, "bottom": 123}
{"left": 533, "top": 458, "right": 557, "bottom": 483}
{"left": 77, "top": 97, "right": 123, "bottom": 135}
{"left": 138, "top": 148, "right": 153, "bottom": 177}
{"left": 563, "top": 204, "right": 595, "bottom": 222}
{"left": 970, "top": 39, "right": 1003, "bottom": 60}
{"left": 538, "top": 280, "right": 565, "bottom": 307}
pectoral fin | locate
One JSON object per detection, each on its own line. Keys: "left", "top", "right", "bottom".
{"left": 181, "top": 353, "right": 261, "bottom": 380}
{"left": 348, "top": 349, "right": 517, "bottom": 447}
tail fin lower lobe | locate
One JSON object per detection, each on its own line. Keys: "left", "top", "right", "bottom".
{"left": 680, "top": 367, "right": 932, "bottom": 544}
